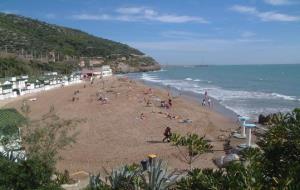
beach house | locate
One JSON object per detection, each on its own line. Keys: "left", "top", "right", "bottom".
{"left": 101, "top": 65, "right": 113, "bottom": 77}
{"left": 0, "top": 80, "right": 14, "bottom": 100}
{"left": 81, "top": 67, "right": 102, "bottom": 79}
{"left": 0, "top": 76, "right": 28, "bottom": 98}
{"left": 16, "top": 76, "right": 29, "bottom": 95}
{"left": 0, "top": 80, "right": 13, "bottom": 96}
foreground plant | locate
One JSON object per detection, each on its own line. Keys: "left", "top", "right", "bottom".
{"left": 141, "top": 159, "right": 180, "bottom": 190}
{"left": 87, "top": 159, "right": 180, "bottom": 190}
{"left": 258, "top": 108, "right": 300, "bottom": 188}
{"left": 170, "top": 133, "right": 213, "bottom": 170}
{"left": 107, "top": 164, "right": 142, "bottom": 190}
{"left": 177, "top": 109, "right": 300, "bottom": 190}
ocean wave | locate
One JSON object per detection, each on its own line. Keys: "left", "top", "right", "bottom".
{"left": 223, "top": 105, "right": 291, "bottom": 119}
{"left": 142, "top": 74, "right": 298, "bottom": 102}
{"left": 193, "top": 79, "right": 201, "bottom": 82}
{"left": 152, "top": 69, "right": 167, "bottom": 73}
{"left": 141, "top": 73, "right": 161, "bottom": 83}
{"left": 139, "top": 73, "right": 299, "bottom": 118}
{"left": 271, "top": 93, "right": 297, "bottom": 101}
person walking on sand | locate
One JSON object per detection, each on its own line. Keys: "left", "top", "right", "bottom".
{"left": 202, "top": 98, "right": 206, "bottom": 106}
{"left": 163, "top": 127, "right": 172, "bottom": 142}
{"left": 208, "top": 98, "right": 212, "bottom": 108}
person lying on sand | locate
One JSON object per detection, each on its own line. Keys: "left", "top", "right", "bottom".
{"left": 98, "top": 96, "right": 108, "bottom": 104}
{"left": 161, "top": 100, "right": 166, "bottom": 108}
{"left": 146, "top": 99, "right": 152, "bottom": 107}
{"left": 144, "top": 88, "right": 153, "bottom": 95}
{"left": 163, "top": 127, "right": 172, "bottom": 142}
{"left": 140, "top": 113, "right": 145, "bottom": 120}
{"left": 160, "top": 100, "right": 170, "bottom": 109}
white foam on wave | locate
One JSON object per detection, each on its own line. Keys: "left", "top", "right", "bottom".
{"left": 193, "top": 79, "right": 201, "bottom": 82}
{"left": 271, "top": 93, "right": 297, "bottom": 101}
{"left": 223, "top": 105, "right": 291, "bottom": 119}
{"left": 142, "top": 73, "right": 297, "bottom": 102}
{"left": 152, "top": 69, "right": 167, "bottom": 73}
{"left": 141, "top": 73, "right": 161, "bottom": 83}
{"left": 208, "top": 89, "right": 298, "bottom": 102}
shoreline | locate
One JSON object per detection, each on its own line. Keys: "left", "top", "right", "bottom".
{"left": 126, "top": 75, "right": 239, "bottom": 122}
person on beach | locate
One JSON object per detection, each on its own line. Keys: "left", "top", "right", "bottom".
{"left": 163, "top": 127, "right": 172, "bottom": 142}
{"left": 168, "top": 98, "right": 172, "bottom": 107}
{"left": 208, "top": 98, "right": 212, "bottom": 108}
{"left": 202, "top": 98, "right": 206, "bottom": 106}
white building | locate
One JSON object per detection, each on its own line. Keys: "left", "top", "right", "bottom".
{"left": 44, "top": 72, "right": 58, "bottom": 76}
{"left": 16, "top": 76, "right": 28, "bottom": 93}
{"left": 0, "top": 81, "right": 13, "bottom": 95}
{"left": 101, "top": 65, "right": 113, "bottom": 77}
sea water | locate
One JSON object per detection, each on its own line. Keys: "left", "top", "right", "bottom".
{"left": 129, "top": 64, "right": 300, "bottom": 119}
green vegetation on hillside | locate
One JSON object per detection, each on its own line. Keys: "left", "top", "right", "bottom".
{"left": 0, "top": 13, "right": 143, "bottom": 57}
{"left": 0, "top": 57, "right": 78, "bottom": 77}
{"left": 0, "top": 12, "right": 160, "bottom": 75}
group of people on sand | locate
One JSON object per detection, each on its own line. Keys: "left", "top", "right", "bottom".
{"left": 160, "top": 98, "right": 172, "bottom": 109}
{"left": 202, "top": 91, "right": 213, "bottom": 108}
{"left": 161, "top": 92, "right": 173, "bottom": 109}
{"left": 72, "top": 90, "right": 80, "bottom": 102}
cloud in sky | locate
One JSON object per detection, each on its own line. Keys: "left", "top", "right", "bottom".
{"left": 264, "top": 0, "right": 292, "bottom": 5}
{"left": 231, "top": 5, "right": 300, "bottom": 21}
{"left": 127, "top": 38, "right": 300, "bottom": 65}
{"left": 241, "top": 31, "right": 256, "bottom": 38}
{"left": 160, "top": 30, "right": 209, "bottom": 40}
{"left": 116, "top": 7, "right": 147, "bottom": 14}
{"left": 128, "top": 38, "right": 269, "bottom": 52}
{"left": 71, "top": 6, "right": 208, "bottom": 24}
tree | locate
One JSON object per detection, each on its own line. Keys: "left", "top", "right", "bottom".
{"left": 0, "top": 106, "right": 80, "bottom": 189}
{"left": 176, "top": 148, "right": 264, "bottom": 190}
{"left": 258, "top": 108, "right": 300, "bottom": 188}
{"left": 176, "top": 108, "right": 300, "bottom": 190}
{"left": 22, "top": 106, "right": 80, "bottom": 171}
{"left": 170, "top": 133, "right": 213, "bottom": 170}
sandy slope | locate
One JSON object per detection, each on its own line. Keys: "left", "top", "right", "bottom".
{"left": 4, "top": 77, "right": 238, "bottom": 173}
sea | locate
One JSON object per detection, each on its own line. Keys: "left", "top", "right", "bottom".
{"left": 128, "top": 64, "right": 300, "bottom": 120}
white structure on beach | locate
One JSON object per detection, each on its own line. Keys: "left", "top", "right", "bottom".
{"left": 0, "top": 73, "right": 82, "bottom": 100}
{"left": 101, "top": 65, "right": 112, "bottom": 77}
{"left": 80, "top": 65, "right": 113, "bottom": 79}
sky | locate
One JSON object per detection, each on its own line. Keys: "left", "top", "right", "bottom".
{"left": 1, "top": 0, "right": 300, "bottom": 65}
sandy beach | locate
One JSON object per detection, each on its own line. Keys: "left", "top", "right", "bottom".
{"left": 2, "top": 76, "right": 238, "bottom": 173}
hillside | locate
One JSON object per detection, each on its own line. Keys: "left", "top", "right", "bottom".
{"left": 0, "top": 12, "right": 160, "bottom": 76}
